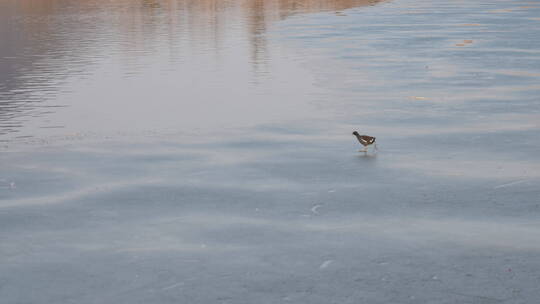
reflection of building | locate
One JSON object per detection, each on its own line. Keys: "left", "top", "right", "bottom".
{"left": 1, "top": 0, "right": 380, "bottom": 80}
{"left": 0, "top": 0, "right": 381, "bottom": 138}
{"left": 243, "top": 0, "right": 381, "bottom": 71}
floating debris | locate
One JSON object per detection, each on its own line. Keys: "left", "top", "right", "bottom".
{"left": 162, "top": 282, "right": 184, "bottom": 290}
{"left": 311, "top": 204, "right": 322, "bottom": 215}
{"left": 319, "top": 260, "right": 334, "bottom": 269}
{"left": 494, "top": 180, "right": 529, "bottom": 189}
{"left": 489, "top": 8, "right": 514, "bottom": 13}
{"left": 456, "top": 39, "right": 474, "bottom": 46}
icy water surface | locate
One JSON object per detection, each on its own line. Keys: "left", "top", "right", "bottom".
{"left": 1, "top": 0, "right": 540, "bottom": 303}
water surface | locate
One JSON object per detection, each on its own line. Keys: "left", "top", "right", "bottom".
{"left": 1, "top": 0, "right": 540, "bottom": 303}
{"left": 0, "top": 0, "right": 382, "bottom": 141}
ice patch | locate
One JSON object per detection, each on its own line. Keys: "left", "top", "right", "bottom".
{"left": 494, "top": 179, "right": 530, "bottom": 189}
{"left": 162, "top": 282, "right": 184, "bottom": 290}
{"left": 311, "top": 204, "right": 322, "bottom": 215}
{"left": 319, "top": 260, "right": 333, "bottom": 269}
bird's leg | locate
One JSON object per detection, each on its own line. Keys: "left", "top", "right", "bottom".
{"left": 374, "top": 143, "right": 378, "bottom": 151}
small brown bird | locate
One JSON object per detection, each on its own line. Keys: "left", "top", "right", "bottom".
{"left": 352, "top": 131, "right": 377, "bottom": 152}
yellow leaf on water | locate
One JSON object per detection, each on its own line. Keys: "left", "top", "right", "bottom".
{"left": 455, "top": 40, "right": 473, "bottom": 46}
{"left": 489, "top": 8, "right": 513, "bottom": 13}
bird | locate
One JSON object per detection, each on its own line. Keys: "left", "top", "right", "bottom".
{"left": 352, "top": 131, "right": 377, "bottom": 152}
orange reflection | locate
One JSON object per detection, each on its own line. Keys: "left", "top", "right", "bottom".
{"left": 5, "top": 0, "right": 381, "bottom": 67}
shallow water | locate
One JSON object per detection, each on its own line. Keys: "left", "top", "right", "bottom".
{"left": 1, "top": 0, "right": 540, "bottom": 303}
{"left": 0, "top": 0, "right": 383, "bottom": 141}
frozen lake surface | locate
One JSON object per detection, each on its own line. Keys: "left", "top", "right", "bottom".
{"left": 1, "top": 0, "right": 540, "bottom": 303}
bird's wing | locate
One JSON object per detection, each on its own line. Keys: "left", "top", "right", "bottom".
{"left": 360, "top": 135, "right": 375, "bottom": 142}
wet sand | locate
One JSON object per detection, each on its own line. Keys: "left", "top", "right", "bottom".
{"left": 1, "top": 0, "right": 540, "bottom": 303}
